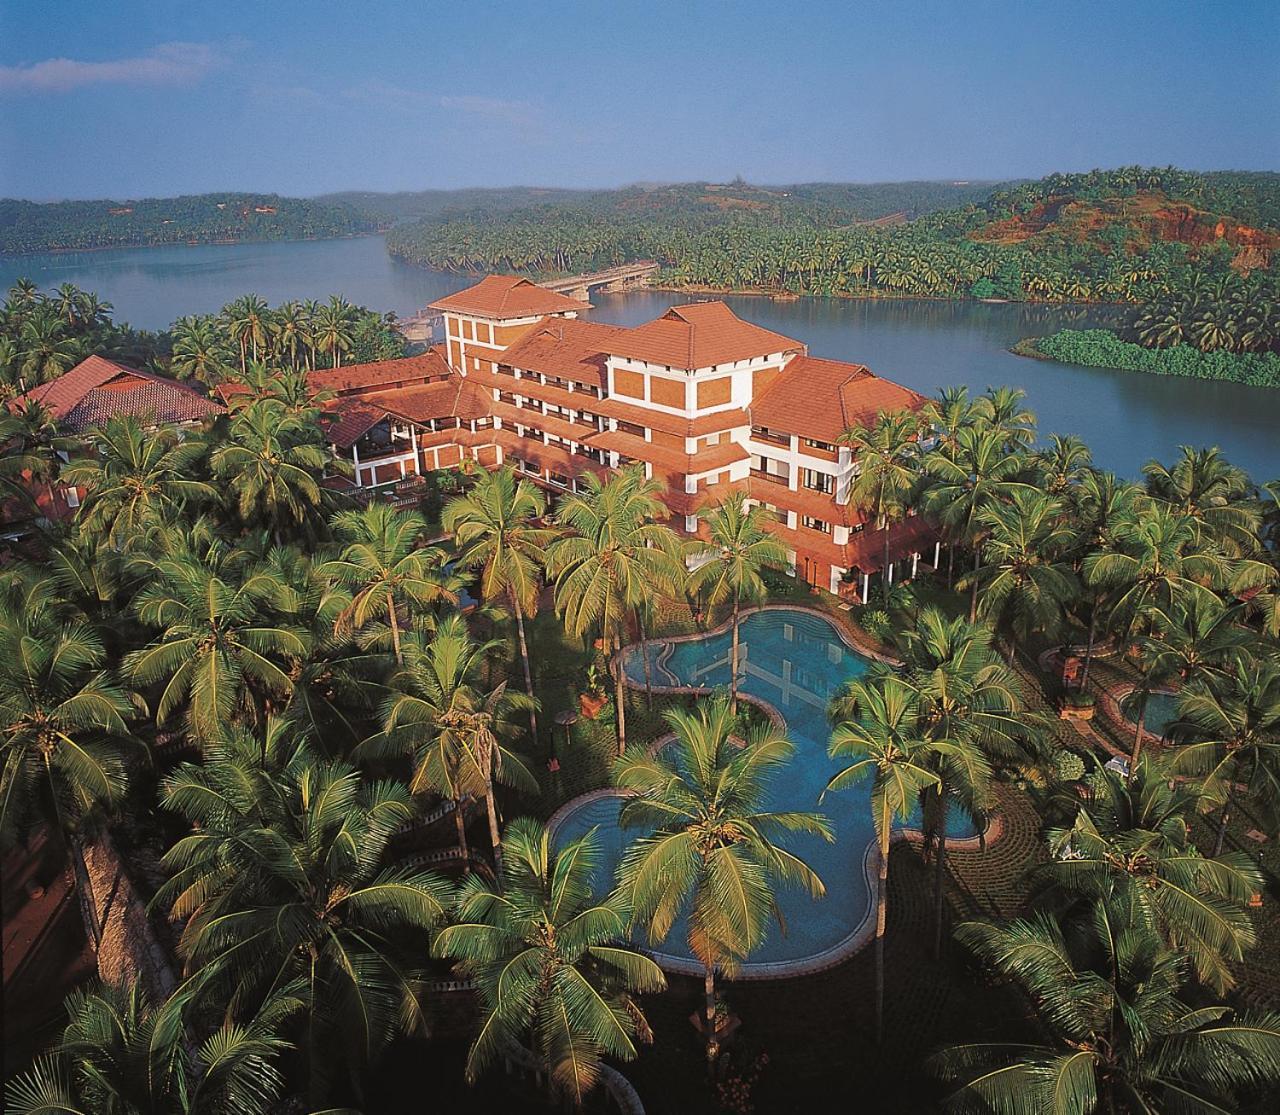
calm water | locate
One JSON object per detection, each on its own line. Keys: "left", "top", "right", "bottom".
{"left": 1121, "top": 690, "right": 1181, "bottom": 737}
{"left": 3, "top": 236, "right": 1277, "bottom": 479}
{"left": 552, "top": 608, "right": 975, "bottom": 967}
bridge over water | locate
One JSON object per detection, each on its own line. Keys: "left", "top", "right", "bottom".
{"left": 399, "top": 260, "right": 660, "bottom": 343}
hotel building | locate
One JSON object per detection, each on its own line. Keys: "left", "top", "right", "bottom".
{"left": 313, "top": 274, "right": 936, "bottom": 600}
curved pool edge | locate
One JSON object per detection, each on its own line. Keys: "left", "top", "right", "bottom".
{"left": 547, "top": 787, "right": 1004, "bottom": 981}
{"left": 1100, "top": 682, "right": 1180, "bottom": 747}
{"left": 549, "top": 604, "right": 1004, "bottom": 981}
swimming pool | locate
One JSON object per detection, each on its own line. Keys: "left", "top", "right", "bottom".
{"left": 1119, "top": 689, "right": 1181, "bottom": 738}
{"left": 549, "top": 606, "right": 981, "bottom": 976}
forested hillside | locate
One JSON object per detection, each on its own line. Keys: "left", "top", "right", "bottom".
{"left": 385, "top": 168, "right": 1280, "bottom": 310}
{"left": 0, "top": 193, "right": 378, "bottom": 254}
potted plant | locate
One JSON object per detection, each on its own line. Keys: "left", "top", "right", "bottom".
{"left": 1058, "top": 689, "right": 1096, "bottom": 721}
{"left": 578, "top": 663, "right": 608, "bottom": 719}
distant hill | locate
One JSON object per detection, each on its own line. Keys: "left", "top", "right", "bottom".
{"left": 0, "top": 193, "right": 377, "bottom": 254}
{"left": 317, "top": 187, "right": 601, "bottom": 225}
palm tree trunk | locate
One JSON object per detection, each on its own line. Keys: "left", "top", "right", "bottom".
{"left": 1213, "top": 779, "right": 1238, "bottom": 857}
{"left": 386, "top": 590, "right": 403, "bottom": 665}
{"left": 730, "top": 597, "right": 741, "bottom": 716}
{"left": 946, "top": 543, "right": 955, "bottom": 590}
{"left": 613, "top": 635, "right": 627, "bottom": 757}
{"left": 512, "top": 599, "right": 538, "bottom": 740}
{"left": 932, "top": 791, "right": 950, "bottom": 962}
{"left": 882, "top": 520, "right": 892, "bottom": 603}
{"left": 704, "top": 963, "right": 719, "bottom": 1069}
{"left": 1129, "top": 691, "right": 1149, "bottom": 776}
{"left": 1079, "top": 604, "right": 1099, "bottom": 691}
{"left": 874, "top": 834, "right": 889, "bottom": 1045}
{"left": 638, "top": 613, "right": 654, "bottom": 708}
{"left": 484, "top": 776, "right": 504, "bottom": 882}
{"left": 454, "top": 796, "right": 470, "bottom": 871}
{"left": 968, "top": 549, "right": 981, "bottom": 624}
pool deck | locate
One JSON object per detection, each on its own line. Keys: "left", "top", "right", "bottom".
{"left": 549, "top": 603, "right": 1006, "bottom": 981}
{"left": 1099, "top": 682, "right": 1181, "bottom": 751}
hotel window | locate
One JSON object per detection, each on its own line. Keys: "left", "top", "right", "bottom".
{"left": 545, "top": 375, "right": 571, "bottom": 391}
{"left": 579, "top": 384, "right": 603, "bottom": 399}
{"left": 497, "top": 390, "right": 517, "bottom": 406}
{"left": 495, "top": 363, "right": 515, "bottom": 377}
{"left": 616, "top": 419, "right": 645, "bottom": 439}
{"left": 473, "top": 417, "right": 493, "bottom": 430}
{"left": 802, "top": 468, "right": 835, "bottom": 495}
{"left": 751, "top": 425, "right": 791, "bottom": 448}
{"left": 804, "top": 437, "right": 835, "bottom": 452}
{"left": 545, "top": 404, "right": 567, "bottom": 420}
{"left": 704, "top": 432, "right": 721, "bottom": 446}
{"left": 802, "top": 516, "right": 831, "bottom": 534}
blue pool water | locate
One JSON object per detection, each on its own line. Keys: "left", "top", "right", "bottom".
{"left": 1121, "top": 690, "right": 1180, "bottom": 738}
{"left": 552, "top": 607, "right": 976, "bottom": 968}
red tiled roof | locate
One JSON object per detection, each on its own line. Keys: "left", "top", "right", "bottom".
{"left": 749, "top": 354, "right": 926, "bottom": 444}
{"left": 491, "top": 318, "right": 624, "bottom": 386}
{"left": 430, "top": 276, "right": 588, "bottom": 320}
{"left": 308, "top": 348, "right": 453, "bottom": 397}
{"left": 320, "top": 398, "right": 387, "bottom": 448}
{"left": 15, "top": 355, "right": 222, "bottom": 433}
{"left": 604, "top": 301, "right": 802, "bottom": 370}
{"left": 592, "top": 395, "right": 750, "bottom": 438}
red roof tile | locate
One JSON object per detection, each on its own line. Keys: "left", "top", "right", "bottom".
{"left": 604, "top": 301, "right": 802, "bottom": 370}
{"left": 15, "top": 355, "right": 223, "bottom": 433}
{"left": 749, "top": 354, "right": 926, "bottom": 444}
{"left": 320, "top": 398, "right": 387, "bottom": 448}
{"left": 308, "top": 348, "right": 453, "bottom": 397}
{"left": 491, "top": 318, "right": 624, "bottom": 386}
{"left": 430, "top": 276, "right": 588, "bottom": 320}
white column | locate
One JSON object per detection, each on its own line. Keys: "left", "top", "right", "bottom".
{"left": 934, "top": 540, "right": 941, "bottom": 566}
{"left": 886, "top": 561, "right": 894, "bottom": 586}
{"left": 860, "top": 572, "right": 870, "bottom": 601}
{"left": 912, "top": 552, "right": 919, "bottom": 577}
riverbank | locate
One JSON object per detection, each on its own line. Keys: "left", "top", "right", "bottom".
{"left": 1012, "top": 328, "right": 1280, "bottom": 390}
{"left": 0, "top": 232, "right": 387, "bottom": 259}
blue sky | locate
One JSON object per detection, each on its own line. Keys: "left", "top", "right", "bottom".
{"left": 2, "top": 0, "right": 1277, "bottom": 200}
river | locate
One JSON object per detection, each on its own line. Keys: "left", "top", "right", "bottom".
{"left": 3, "top": 236, "right": 1277, "bottom": 480}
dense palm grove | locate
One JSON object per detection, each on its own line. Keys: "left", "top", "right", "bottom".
{"left": 2, "top": 283, "right": 1280, "bottom": 1112}
{"left": 0, "top": 194, "right": 377, "bottom": 254}
{"left": 0, "top": 280, "right": 406, "bottom": 399}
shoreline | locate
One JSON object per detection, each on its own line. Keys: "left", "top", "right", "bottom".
{"left": 0, "top": 231, "right": 386, "bottom": 259}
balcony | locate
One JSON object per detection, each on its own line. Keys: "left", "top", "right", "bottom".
{"left": 751, "top": 426, "right": 791, "bottom": 448}
{"left": 751, "top": 468, "right": 790, "bottom": 486}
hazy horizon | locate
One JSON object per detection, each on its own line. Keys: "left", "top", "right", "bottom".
{"left": 3, "top": 0, "right": 1277, "bottom": 201}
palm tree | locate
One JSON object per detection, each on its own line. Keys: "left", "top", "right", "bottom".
{"left": 222, "top": 294, "right": 270, "bottom": 374}
{"left": 616, "top": 698, "right": 831, "bottom": 1065}
{"left": 444, "top": 466, "right": 555, "bottom": 739}
{"left": 922, "top": 424, "right": 1027, "bottom": 622}
{"left": 312, "top": 296, "right": 356, "bottom": 369}
{"left": 932, "top": 912, "right": 1280, "bottom": 1113}
{"left": 360, "top": 613, "right": 538, "bottom": 871}
{"left": 1170, "top": 656, "right": 1280, "bottom": 856}
{"left": 61, "top": 416, "right": 214, "bottom": 549}
{"left": 896, "top": 608, "right": 1034, "bottom": 958}
{"left": 18, "top": 309, "right": 83, "bottom": 384}
{"left": 1038, "top": 756, "right": 1262, "bottom": 994}
{"left": 1082, "top": 503, "right": 1230, "bottom": 643}
{"left": 434, "top": 817, "right": 666, "bottom": 1104}
{"left": 4, "top": 981, "right": 303, "bottom": 1115}
{"left": 0, "top": 585, "right": 135, "bottom": 917}
{"left": 824, "top": 675, "right": 947, "bottom": 1042}
{"left": 1033, "top": 433, "right": 1092, "bottom": 496}
{"left": 209, "top": 398, "right": 328, "bottom": 542}
{"left": 839, "top": 408, "right": 921, "bottom": 598}
{"left": 970, "top": 488, "right": 1078, "bottom": 662}
{"left": 156, "top": 731, "right": 452, "bottom": 1105}
{"left": 322, "top": 503, "right": 457, "bottom": 664}
{"left": 547, "top": 466, "right": 685, "bottom": 755}
{"left": 690, "top": 497, "right": 789, "bottom": 712}
{"left": 1144, "top": 446, "right": 1261, "bottom": 557}
{"left": 980, "top": 385, "right": 1038, "bottom": 451}
{"left": 124, "top": 544, "right": 307, "bottom": 743}
{"left": 170, "top": 316, "right": 229, "bottom": 384}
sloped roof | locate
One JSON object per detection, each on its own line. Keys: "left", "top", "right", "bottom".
{"left": 429, "top": 275, "right": 588, "bottom": 320}
{"left": 604, "top": 301, "right": 802, "bottom": 370}
{"left": 308, "top": 347, "right": 454, "bottom": 396}
{"left": 749, "top": 354, "right": 926, "bottom": 443}
{"left": 16, "top": 355, "right": 222, "bottom": 433}
{"left": 491, "top": 318, "right": 625, "bottom": 386}
{"left": 320, "top": 374, "right": 492, "bottom": 448}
